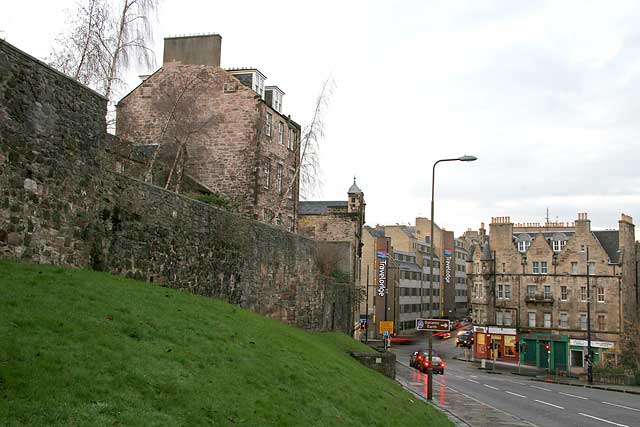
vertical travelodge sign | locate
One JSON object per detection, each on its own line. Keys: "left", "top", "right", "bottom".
{"left": 376, "top": 249, "right": 388, "bottom": 296}
{"left": 444, "top": 249, "right": 452, "bottom": 284}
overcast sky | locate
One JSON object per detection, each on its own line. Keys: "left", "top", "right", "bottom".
{"left": 3, "top": 1, "right": 640, "bottom": 236}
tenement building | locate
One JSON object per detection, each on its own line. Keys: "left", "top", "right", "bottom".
{"left": 116, "top": 34, "right": 301, "bottom": 230}
{"left": 468, "top": 213, "right": 637, "bottom": 374}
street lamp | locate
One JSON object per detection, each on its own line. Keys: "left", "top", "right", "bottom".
{"left": 582, "top": 246, "right": 593, "bottom": 384}
{"left": 426, "top": 154, "right": 477, "bottom": 400}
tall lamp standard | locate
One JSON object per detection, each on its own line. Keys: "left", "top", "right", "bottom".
{"left": 427, "top": 155, "right": 477, "bottom": 400}
{"left": 583, "top": 246, "right": 593, "bottom": 384}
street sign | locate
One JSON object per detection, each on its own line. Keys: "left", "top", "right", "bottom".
{"left": 383, "top": 331, "right": 390, "bottom": 337}
{"left": 415, "top": 318, "right": 450, "bottom": 332}
{"left": 379, "top": 320, "right": 394, "bottom": 335}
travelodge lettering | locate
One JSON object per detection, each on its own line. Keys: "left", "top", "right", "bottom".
{"left": 444, "top": 249, "right": 452, "bottom": 284}
{"left": 376, "top": 250, "right": 388, "bottom": 297}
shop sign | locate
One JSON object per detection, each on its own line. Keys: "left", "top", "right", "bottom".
{"left": 376, "top": 250, "right": 388, "bottom": 297}
{"left": 444, "top": 249, "right": 452, "bottom": 284}
{"left": 569, "top": 339, "right": 614, "bottom": 349}
{"left": 473, "top": 326, "right": 486, "bottom": 333}
{"left": 488, "top": 327, "right": 517, "bottom": 335}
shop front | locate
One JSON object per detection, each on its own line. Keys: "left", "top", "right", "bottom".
{"left": 473, "top": 326, "right": 518, "bottom": 362}
{"left": 520, "top": 332, "right": 568, "bottom": 373}
{"left": 568, "top": 339, "right": 615, "bottom": 374}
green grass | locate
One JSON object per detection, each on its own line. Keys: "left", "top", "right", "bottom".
{"left": 0, "top": 261, "right": 451, "bottom": 426}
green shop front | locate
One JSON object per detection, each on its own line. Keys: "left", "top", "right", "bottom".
{"left": 520, "top": 333, "right": 569, "bottom": 373}
{"left": 568, "top": 339, "right": 615, "bottom": 374}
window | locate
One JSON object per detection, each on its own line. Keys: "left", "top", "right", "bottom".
{"left": 287, "top": 128, "right": 293, "bottom": 150}
{"left": 276, "top": 164, "right": 283, "bottom": 194}
{"left": 580, "top": 313, "right": 587, "bottom": 330}
{"left": 541, "top": 261, "right": 548, "bottom": 274}
{"left": 532, "top": 262, "right": 539, "bottom": 274}
{"left": 278, "top": 122, "right": 284, "bottom": 144}
{"left": 527, "top": 285, "right": 536, "bottom": 298}
{"left": 571, "top": 262, "right": 578, "bottom": 274}
{"left": 560, "top": 286, "right": 568, "bottom": 301}
{"left": 518, "top": 240, "right": 531, "bottom": 252}
{"left": 598, "top": 314, "right": 606, "bottom": 331}
{"left": 288, "top": 169, "right": 295, "bottom": 200}
{"left": 571, "top": 349, "right": 584, "bottom": 368}
{"left": 265, "top": 112, "right": 272, "bottom": 136}
{"left": 496, "top": 311, "right": 504, "bottom": 325}
{"left": 588, "top": 262, "right": 595, "bottom": 275}
{"left": 580, "top": 286, "right": 587, "bottom": 302}
{"left": 504, "top": 284, "right": 511, "bottom": 300}
{"left": 559, "top": 312, "right": 568, "bottom": 328}
{"left": 597, "top": 287, "right": 604, "bottom": 303}
{"left": 263, "top": 159, "right": 271, "bottom": 189}
{"left": 544, "top": 313, "right": 551, "bottom": 328}
{"left": 503, "top": 311, "right": 512, "bottom": 326}
{"left": 552, "top": 240, "right": 565, "bottom": 251}
{"left": 543, "top": 285, "right": 551, "bottom": 299}
{"left": 528, "top": 311, "right": 536, "bottom": 327}
{"left": 502, "top": 263, "right": 506, "bottom": 273}
{"left": 498, "top": 284, "right": 503, "bottom": 299}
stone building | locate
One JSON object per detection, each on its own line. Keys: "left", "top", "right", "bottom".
{"left": 116, "top": 34, "right": 301, "bottom": 230}
{"left": 467, "top": 213, "right": 637, "bottom": 374}
{"left": 298, "top": 179, "right": 366, "bottom": 332}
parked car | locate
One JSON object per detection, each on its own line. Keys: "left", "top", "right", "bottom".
{"left": 433, "top": 330, "right": 452, "bottom": 339}
{"left": 456, "top": 330, "right": 474, "bottom": 347}
{"left": 417, "top": 355, "right": 446, "bottom": 374}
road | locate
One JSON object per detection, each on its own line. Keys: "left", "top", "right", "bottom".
{"left": 392, "top": 337, "right": 640, "bottom": 427}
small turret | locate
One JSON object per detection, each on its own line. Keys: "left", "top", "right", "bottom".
{"left": 347, "top": 177, "right": 364, "bottom": 214}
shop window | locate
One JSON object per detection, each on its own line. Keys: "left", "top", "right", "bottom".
{"left": 504, "top": 335, "right": 516, "bottom": 356}
{"left": 571, "top": 349, "right": 584, "bottom": 368}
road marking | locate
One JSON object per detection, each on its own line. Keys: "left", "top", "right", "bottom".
{"left": 602, "top": 402, "right": 640, "bottom": 412}
{"left": 530, "top": 385, "right": 551, "bottom": 391}
{"left": 505, "top": 391, "right": 527, "bottom": 398}
{"left": 455, "top": 375, "right": 464, "bottom": 379}
{"left": 483, "top": 384, "right": 499, "bottom": 390}
{"left": 470, "top": 375, "right": 478, "bottom": 378}
{"left": 534, "top": 400, "right": 564, "bottom": 409}
{"left": 558, "top": 392, "right": 587, "bottom": 400}
{"left": 579, "top": 413, "right": 629, "bottom": 427}
{"left": 508, "top": 380, "right": 526, "bottom": 385}
{"left": 468, "top": 379, "right": 480, "bottom": 384}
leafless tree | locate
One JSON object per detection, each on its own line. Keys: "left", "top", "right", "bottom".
{"left": 142, "top": 66, "right": 217, "bottom": 192}
{"left": 48, "top": 0, "right": 158, "bottom": 130}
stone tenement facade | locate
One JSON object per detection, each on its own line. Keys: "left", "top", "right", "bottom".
{"left": 467, "top": 214, "right": 637, "bottom": 373}
{"left": 116, "top": 34, "right": 301, "bottom": 231}
{"left": 0, "top": 39, "right": 352, "bottom": 333}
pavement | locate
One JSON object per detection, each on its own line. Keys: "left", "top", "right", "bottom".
{"left": 391, "top": 338, "right": 640, "bottom": 427}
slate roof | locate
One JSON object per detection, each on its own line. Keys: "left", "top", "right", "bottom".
{"left": 299, "top": 201, "right": 347, "bottom": 215}
{"left": 364, "top": 225, "right": 385, "bottom": 238}
{"left": 348, "top": 178, "right": 363, "bottom": 194}
{"left": 481, "top": 242, "right": 493, "bottom": 261}
{"left": 593, "top": 230, "right": 620, "bottom": 263}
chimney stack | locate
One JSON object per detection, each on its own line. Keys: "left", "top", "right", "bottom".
{"left": 163, "top": 33, "right": 222, "bottom": 67}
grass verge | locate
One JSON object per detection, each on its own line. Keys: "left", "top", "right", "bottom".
{"left": 0, "top": 261, "right": 451, "bottom": 426}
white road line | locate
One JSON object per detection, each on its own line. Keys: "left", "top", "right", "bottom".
{"left": 602, "top": 402, "right": 640, "bottom": 412}
{"left": 470, "top": 375, "right": 478, "bottom": 378}
{"left": 558, "top": 392, "right": 587, "bottom": 400}
{"left": 505, "top": 391, "right": 527, "bottom": 398}
{"left": 468, "top": 379, "right": 480, "bottom": 384}
{"left": 508, "top": 380, "right": 526, "bottom": 385}
{"left": 530, "top": 385, "right": 551, "bottom": 391}
{"left": 579, "top": 413, "right": 629, "bottom": 427}
{"left": 534, "top": 400, "right": 564, "bottom": 409}
{"left": 483, "top": 384, "right": 499, "bottom": 390}
{"left": 455, "top": 375, "right": 464, "bottom": 379}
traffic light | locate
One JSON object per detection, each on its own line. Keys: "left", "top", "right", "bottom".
{"left": 543, "top": 341, "right": 550, "bottom": 352}
{"left": 359, "top": 320, "right": 367, "bottom": 330}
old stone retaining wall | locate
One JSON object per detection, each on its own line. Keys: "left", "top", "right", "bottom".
{"left": 0, "top": 39, "right": 353, "bottom": 333}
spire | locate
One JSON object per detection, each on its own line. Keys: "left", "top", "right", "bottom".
{"left": 348, "top": 176, "right": 362, "bottom": 194}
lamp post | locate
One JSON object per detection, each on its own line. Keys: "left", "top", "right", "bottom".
{"left": 583, "top": 246, "right": 593, "bottom": 384}
{"left": 427, "top": 155, "right": 477, "bottom": 400}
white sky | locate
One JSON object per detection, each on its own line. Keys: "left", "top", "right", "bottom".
{"left": 3, "top": 0, "right": 640, "bottom": 236}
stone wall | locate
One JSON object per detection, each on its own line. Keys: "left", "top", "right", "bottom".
{"left": 350, "top": 351, "right": 396, "bottom": 379}
{"left": 0, "top": 39, "right": 352, "bottom": 333}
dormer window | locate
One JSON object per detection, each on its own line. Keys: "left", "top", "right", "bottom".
{"left": 265, "top": 86, "right": 285, "bottom": 113}
{"left": 227, "top": 68, "right": 266, "bottom": 98}
{"left": 552, "top": 240, "right": 566, "bottom": 252}
{"left": 518, "top": 240, "right": 531, "bottom": 252}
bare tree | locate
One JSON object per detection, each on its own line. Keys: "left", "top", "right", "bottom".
{"left": 48, "top": 0, "right": 158, "bottom": 130}
{"left": 271, "top": 77, "right": 334, "bottom": 222}
{"left": 142, "top": 66, "right": 217, "bottom": 192}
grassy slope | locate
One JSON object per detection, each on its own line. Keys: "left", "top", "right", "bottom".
{"left": 0, "top": 261, "right": 451, "bottom": 426}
